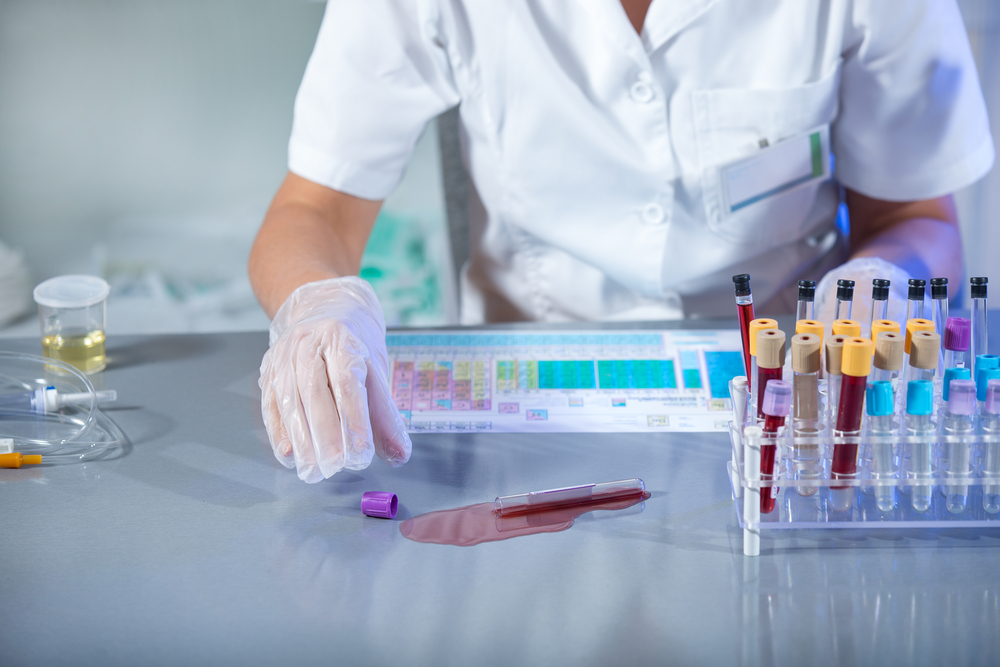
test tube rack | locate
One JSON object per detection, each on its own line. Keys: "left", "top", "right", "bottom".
{"left": 728, "top": 385, "right": 1000, "bottom": 557}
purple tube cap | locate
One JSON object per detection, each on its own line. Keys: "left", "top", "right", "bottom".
{"left": 762, "top": 379, "right": 792, "bottom": 417}
{"left": 362, "top": 491, "right": 398, "bottom": 519}
{"left": 947, "top": 379, "right": 977, "bottom": 416}
{"left": 944, "top": 317, "right": 971, "bottom": 352}
{"left": 987, "top": 379, "right": 1000, "bottom": 416}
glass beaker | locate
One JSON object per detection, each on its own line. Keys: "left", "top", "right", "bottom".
{"left": 33, "top": 275, "right": 110, "bottom": 374}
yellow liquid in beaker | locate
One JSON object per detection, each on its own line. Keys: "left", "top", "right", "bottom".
{"left": 42, "top": 330, "right": 107, "bottom": 374}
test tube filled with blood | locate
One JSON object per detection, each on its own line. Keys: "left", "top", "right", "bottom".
{"left": 755, "top": 329, "right": 786, "bottom": 421}
{"left": 760, "top": 379, "right": 792, "bottom": 514}
{"left": 830, "top": 337, "right": 874, "bottom": 512}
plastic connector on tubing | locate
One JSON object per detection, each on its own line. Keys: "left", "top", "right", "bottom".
{"left": 0, "top": 453, "right": 43, "bottom": 468}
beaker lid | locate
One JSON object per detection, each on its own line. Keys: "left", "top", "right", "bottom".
{"left": 33, "top": 275, "right": 110, "bottom": 308}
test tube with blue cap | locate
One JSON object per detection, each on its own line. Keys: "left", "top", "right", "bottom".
{"left": 975, "top": 356, "right": 1000, "bottom": 416}
{"left": 904, "top": 379, "right": 936, "bottom": 513}
{"left": 866, "top": 380, "right": 896, "bottom": 512}
{"left": 970, "top": 277, "right": 988, "bottom": 377}
{"left": 941, "top": 379, "right": 976, "bottom": 514}
{"left": 980, "top": 379, "right": 1000, "bottom": 514}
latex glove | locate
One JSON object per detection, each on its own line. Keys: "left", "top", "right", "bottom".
{"left": 259, "top": 277, "right": 411, "bottom": 483}
{"left": 815, "top": 257, "right": 929, "bottom": 332}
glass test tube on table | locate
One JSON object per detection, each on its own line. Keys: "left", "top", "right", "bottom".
{"left": 829, "top": 337, "right": 874, "bottom": 513}
{"left": 790, "top": 332, "right": 822, "bottom": 496}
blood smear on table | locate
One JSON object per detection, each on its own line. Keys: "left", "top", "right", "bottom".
{"left": 399, "top": 492, "right": 650, "bottom": 547}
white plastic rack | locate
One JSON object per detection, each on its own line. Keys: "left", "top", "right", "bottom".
{"left": 728, "top": 385, "right": 1000, "bottom": 557}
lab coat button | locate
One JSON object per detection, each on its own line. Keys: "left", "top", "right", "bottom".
{"left": 630, "top": 81, "right": 654, "bottom": 103}
{"left": 641, "top": 203, "right": 665, "bottom": 225}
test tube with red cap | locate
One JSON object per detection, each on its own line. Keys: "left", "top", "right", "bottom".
{"left": 760, "top": 379, "right": 792, "bottom": 514}
{"left": 981, "top": 379, "right": 1000, "bottom": 514}
{"left": 942, "top": 379, "right": 976, "bottom": 514}
{"left": 829, "top": 337, "right": 873, "bottom": 512}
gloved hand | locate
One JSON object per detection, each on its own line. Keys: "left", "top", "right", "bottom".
{"left": 815, "top": 256, "right": 927, "bottom": 331}
{"left": 259, "top": 276, "right": 411, "bottom": 483}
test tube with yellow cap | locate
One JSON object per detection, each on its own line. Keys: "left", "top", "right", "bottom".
{"left": 748, "top": 318, "right": 778, "bottom": 423}
{"left": 830, "top": 337, "right": 874, "bottom": 512}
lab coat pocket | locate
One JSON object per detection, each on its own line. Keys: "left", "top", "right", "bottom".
{"left": 694, "top": 65, "right": 841, "bottom": 248}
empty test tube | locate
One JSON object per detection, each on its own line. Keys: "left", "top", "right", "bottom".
{"left": 906, "top": 279, "right": 926, "bottom": 321}
{"left": 756, "top": 329, "right": 786, "bottom": 420}
{"left": 971, "top": 277, "right": 988, "bottom": 377}
{"left": 944, "top": 317, "right": 971, "bottom": 370}
{"left": 835, "top": 279, "right": 855, "bottom": 321}
{"left": 748, "top": 318, "right": 778, "bottom": 423}
{"left": 832, "top": 319, "right": 861, "bottom": 337}
{"left": 866, "top": 380, "right": 896, "bottom": 512}
{"left": 796, "top": 280, "right": 816, "bottom": 322}
{"left": 830, "top": 337, "right": 874, "bottom": 512}
{"left": 942, "top": 379, "right": 976, "bottom": 514}
{"left": 905, "top": 380, "right": 936, "bottom": 513}
{"left": 905, "top": 331, "right": 940, "bottom": 384}
{"left": 931, "top": 278, "right": 949, "bottom": 376}
{"left": 760, "top": 380, "right": 792, "bottom": 514}
{"left": 791, "top": 333, "right": 822, "bottom": 496}
{"left": 867, "top": 279, "right": 891, "bottom": 338}
{"left": 981, "top": 379, "right": 1000, "bottom": 514}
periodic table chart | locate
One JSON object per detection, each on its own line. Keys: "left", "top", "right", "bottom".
{"left": 387, "top": 329, "right": 744, "bottom": 433}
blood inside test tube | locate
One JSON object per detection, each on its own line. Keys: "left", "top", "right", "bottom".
{"left": 831, "top": 338, "right": 873, "bottom": 491}
{"left": 738, "top": 302, "right": 754, "bottom": 379}
{"left": 760, "top": 414, "right": 783, "bottom": 514}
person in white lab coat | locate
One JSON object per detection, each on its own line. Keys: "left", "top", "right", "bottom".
{"left": 249, "top": 0, "right": 994, "bottom": 482}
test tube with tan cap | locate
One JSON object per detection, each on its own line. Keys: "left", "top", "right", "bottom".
{"left": 825, "top": 335, "right": 850, "bottom": 428}
{"left": 755, "top": 329, "right": 786, "bottom": 421}
{"left": 791, "top": 332, "right": 822, "bottom": 496}
{"left": 748, "top": 318, "right": 778, "bottom": 422}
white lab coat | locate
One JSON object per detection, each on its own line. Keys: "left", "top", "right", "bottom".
{"left": 289, "top": 0, "right": 993, "bottom": 323}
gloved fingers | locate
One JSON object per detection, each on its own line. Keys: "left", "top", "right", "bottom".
{"left": 366, "top": 357, "right": 412, "bottom": 468}
{"left": 259, "top": 348, "right": 295, "bottom": 470}
{"left": 295, "top": 335, "right": 355, "bottom": 481}
{"left": 272, "top": 335, "right": 333, "bottom": 483}
{"left": 325, "top": 336, "right": 376, "bottom": 472}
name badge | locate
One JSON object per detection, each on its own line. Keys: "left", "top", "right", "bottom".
{"left": 719, "top": 124, "right": 831, "bottom": 215}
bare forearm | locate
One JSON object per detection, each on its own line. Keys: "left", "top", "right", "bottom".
{"left": 851, "top": 216, "right": 963, "bottom": 285}
{"left": 249, "top": 172, "right": 382, "bottom": 318}
{"left": 847, "top": 190, "right": 962, "bottom": 285}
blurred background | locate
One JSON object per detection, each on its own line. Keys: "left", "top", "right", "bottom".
{"left": 0, "top": 0, "right": 997, "bottom": 337}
